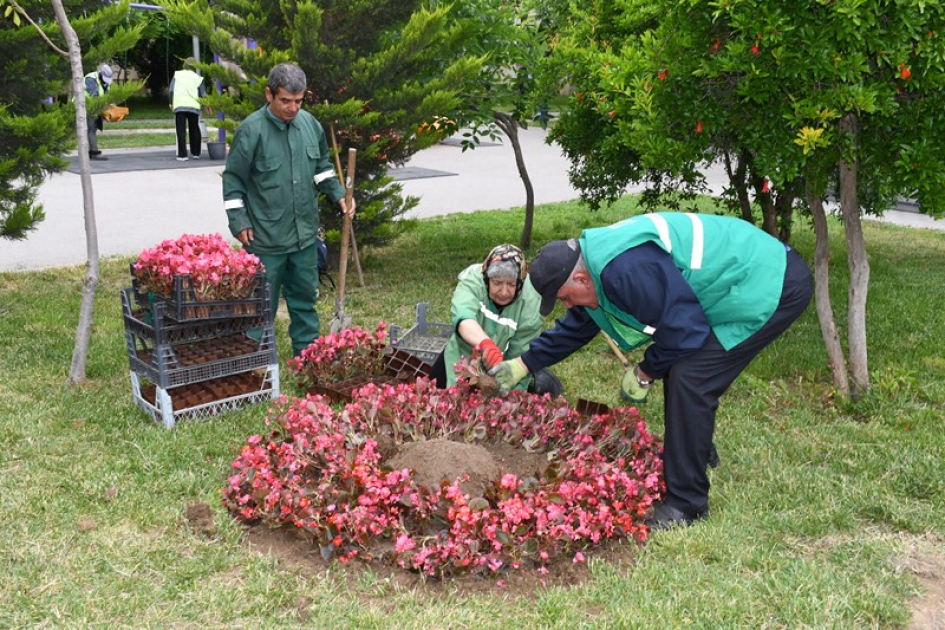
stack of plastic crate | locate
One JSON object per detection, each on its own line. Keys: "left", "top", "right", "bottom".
{"left": 122, "top": 270, "right": 279, "bottom": 429}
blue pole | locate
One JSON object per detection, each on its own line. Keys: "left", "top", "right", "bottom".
{"left": 213, "top": 53, "right": 225, "bottom": 143}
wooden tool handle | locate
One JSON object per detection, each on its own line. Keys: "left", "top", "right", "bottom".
{"left": 336, "top": 148, "right": 357, "bottom": 301}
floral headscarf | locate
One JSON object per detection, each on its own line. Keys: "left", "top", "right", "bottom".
{"left": 481, "top": 243, "right": 527, "bottom": 300}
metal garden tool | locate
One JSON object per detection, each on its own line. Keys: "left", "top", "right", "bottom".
{"left": 330, "top": 148, "right": 357, "bottom": 334}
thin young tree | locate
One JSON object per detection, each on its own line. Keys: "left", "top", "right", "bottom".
{"left": 50, "top": 0, "right": 98, "bottom": 384}
{"left": 2, "top": 0, "right": 143, "bottom": 383}
{"left": 439, "top": 0, "right": 557, "bottom": 250}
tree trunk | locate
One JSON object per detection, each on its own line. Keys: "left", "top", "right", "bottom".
{"left": 838, "top": 113, "right": 870, "bottom": 400}
{"left": 754, "top": 175, "right": 778, "bottom": 237}
{"left": 493, "top": 111, "right": 535, "bottom": 250}
{"left": 775, "top": 182, "right": 797, "bottom": 243}
{"left": 52, "top": 0, "right": 100, "bottom": 385}
{"left": 722, "top": 149, "right": 755, "bottom": 224}
{"left": 805, "top": 183, "right": 849, "bottom": 396}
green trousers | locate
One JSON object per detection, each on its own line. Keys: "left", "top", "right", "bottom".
{"left": 254, "top": 242, "right": 320, "bottom": 356}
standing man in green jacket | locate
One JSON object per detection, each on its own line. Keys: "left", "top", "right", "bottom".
{"left": 489, "top": 213, "right": 813, "bottom": 530}
{"left": 223, "top": 63, "right": 355, "bottom": 356}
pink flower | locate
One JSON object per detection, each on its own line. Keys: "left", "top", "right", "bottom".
{"left": 395, "top": 533, "right": 416, "bottom": 553}
{"left": 132, "top": 233, "right": 261, "bottom": 300}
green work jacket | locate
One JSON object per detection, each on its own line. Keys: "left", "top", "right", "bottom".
{"left": 222, "top": 106, "right": 344, "bottom": 254}
{"left": 579, "top": 212, "right": 787, "bottom": 351}
{"left": 444, "top": 264, "right": 544, "bottom": 388}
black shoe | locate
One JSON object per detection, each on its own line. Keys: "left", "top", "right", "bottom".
{"left": 89, "top": 154, "right": 108, "bottom": 161}
{"left": 708, "top": 444, "right": 720, "bottom": 469}
{"left": 89, "top": 150, "right": 102, "bottom": 156}
{"left": 646, "top": 503, "right": 709, "bottom": 531}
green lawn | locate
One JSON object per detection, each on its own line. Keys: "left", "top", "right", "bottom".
{"left": 1, "top": 198, "right": 943, "bottom": 628}
{"left": 122, "top": 96, "right": 176, "bottom": 121}
{"left": 80, "top": 96, "right": 218, "bottom": 149}
{"left": 97, "top": 132, "right": 178, "bottom": 149}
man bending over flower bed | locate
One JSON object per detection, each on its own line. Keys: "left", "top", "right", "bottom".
{"left": 223, "top": 63, "right": 356, "bottom": 356}
{"left": 489, "top": 212, "right": 813, "bottom": 530}
{"left": 431, "top": 244, "right": 562, "bottom": 396}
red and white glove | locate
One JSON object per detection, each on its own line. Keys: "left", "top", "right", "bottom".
{"left": 474, "top": 339, "right": 505, "bottom": 370}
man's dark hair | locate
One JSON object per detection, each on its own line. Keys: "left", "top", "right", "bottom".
{"left": 268, "top": 63, "right": 307, "bottom": 94}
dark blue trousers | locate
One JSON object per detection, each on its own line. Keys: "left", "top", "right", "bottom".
{"left": 662, "top": 248, "right": 814, "bottom": 514}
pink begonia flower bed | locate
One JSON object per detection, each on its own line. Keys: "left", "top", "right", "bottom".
{"left": 132, "top": 233, "right": 261, "bottom": 301}
{"left": 224, "top": 378, "right": 664, "bottom": 579}
{"left": 287, "top": 324, "right": 389, "bottom": 390}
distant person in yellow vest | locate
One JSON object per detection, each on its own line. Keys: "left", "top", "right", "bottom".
{"left": 84, "top": 63, "right": 113, "bottom": 161}
{"left": 169, "top": 59, "right": 207, "bottom": 162}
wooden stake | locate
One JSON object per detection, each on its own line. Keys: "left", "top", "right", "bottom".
{"left": 602, "top": 333, "right": 630, "bottom": 367}
{"left": 325, "top": 101, "right": 364, "bottom": 287}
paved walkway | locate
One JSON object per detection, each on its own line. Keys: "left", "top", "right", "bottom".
{"left": 1, "top": 127, "right": 942, "bottom": 272}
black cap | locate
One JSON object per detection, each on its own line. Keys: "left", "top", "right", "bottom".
{"left": 529, "top": 240, "right": 580, "bottom": 316}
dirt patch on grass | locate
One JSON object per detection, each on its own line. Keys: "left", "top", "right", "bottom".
{"left": 185, "top": 501, "right": 217, "bottom": 538}
{"left": 242, "top": 521, "right": 638, "bottom": 600}
{"left": 903, "top": 550, "right": 945, "bottom": 629}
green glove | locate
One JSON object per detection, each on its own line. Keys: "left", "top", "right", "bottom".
{"left": 488, "top": 358, "right": 529, "bottom": 394}
{"left": 620, "top": 366, "right": 651, "bottom": 404}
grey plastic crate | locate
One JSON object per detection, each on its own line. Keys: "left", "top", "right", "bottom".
{"left": 389, "top": 302, "right": 453, "bottom": 365}
{"left": 130, "top": 264, "right": 270, "bottom": 323}
{"left": 130, "top": 365, "right": 279, "bottom": 429}
{"left": 121, "top": 288, "right": 271, "bottom": 346}
{"left": 125, "top": 325, "right": 277, "bottom": 389}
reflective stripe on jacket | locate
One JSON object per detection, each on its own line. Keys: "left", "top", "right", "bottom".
{"left": 579, "top": 212, "right": 787, "bottom": 351}
{"left": 84, "top": 71, "right": 105, "bottom": 98}
{"left": 222, "top": 106, "right": 344, "bottom": 254}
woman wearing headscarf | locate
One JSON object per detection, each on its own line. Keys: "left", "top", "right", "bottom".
{"left": 431, "top": 244, "right": 562, "bottom": 396}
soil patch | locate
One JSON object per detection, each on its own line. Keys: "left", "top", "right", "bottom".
{"left": 185, "top": 501, "right": 217, "bottom": 537}
{"left": 243, "top": 520, "right": 638, "bottom": 600}
{"left": 388, "top": 439, "right": 499, "bottom": 496}
{"left": 905, "top": 552, "right": 945, "bottom": 629}
{"left": 386, "top": 437, "right": 549, "bottom": 497}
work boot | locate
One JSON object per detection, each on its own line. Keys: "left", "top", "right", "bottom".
{"left": 646, "top": 502, "right": 709, "bottom": 531}
{"left": 708, "top": 444, "right": 720, "bottom": 469}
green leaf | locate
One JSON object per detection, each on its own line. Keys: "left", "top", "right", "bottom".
{"left": 468, "top": 497, "right": 490, "bottom": 512}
